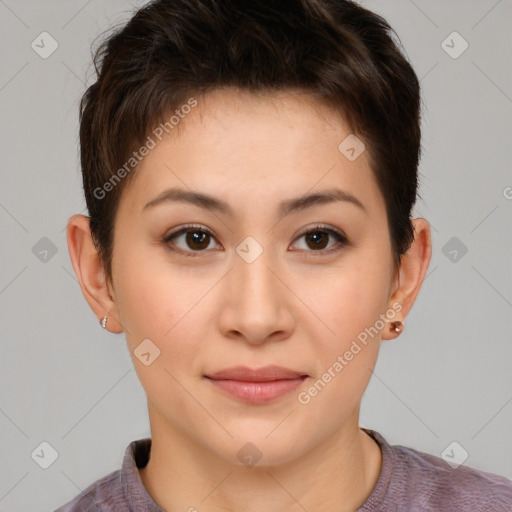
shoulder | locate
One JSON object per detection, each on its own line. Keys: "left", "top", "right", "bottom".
{"left": 53, "top": 438, "right": 152, "bottom": 512}
{"left": 53, "top": 469, "right": 121, "bottom": 512}
{"left": 392, "top": 441, "right": 512, "bottom": 511}
{"left": 362, "top": 429, "right": 512, "bottom": 512}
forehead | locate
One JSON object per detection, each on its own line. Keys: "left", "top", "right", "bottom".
{"left": 117, "top": 88, "right": 385, "bottom": 219}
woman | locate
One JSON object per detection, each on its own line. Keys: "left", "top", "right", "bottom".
{"left": 57, "top": 0, "right": 512, "bottom": 510}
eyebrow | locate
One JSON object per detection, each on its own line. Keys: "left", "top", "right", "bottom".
{"left": 142, "top": 186, "right": 366, "bottom": 216}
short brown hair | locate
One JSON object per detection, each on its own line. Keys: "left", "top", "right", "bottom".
{"left": 79, "top": 0, "right": 422, "bottom": 285}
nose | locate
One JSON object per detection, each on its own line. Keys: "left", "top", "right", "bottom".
{"left": 217, "top": 248, "right": 295, "bottom": 346}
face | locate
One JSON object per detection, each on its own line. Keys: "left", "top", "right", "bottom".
{"left": 108, "top": 88, "right": 399, "bottom": 466}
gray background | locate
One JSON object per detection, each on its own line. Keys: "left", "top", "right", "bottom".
{"left": 0, "top": 0, "right": 511, "bottom": 510}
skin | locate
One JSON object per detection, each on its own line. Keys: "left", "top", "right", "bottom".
{"left": 67, "top": 87, "right": 432, "bottom": 512}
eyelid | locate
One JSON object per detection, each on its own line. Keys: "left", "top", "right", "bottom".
{"left": 164, "top": 223, "right": 217, "bottom": 241}
{"left": 294, "top": 223, "right": 347, "bottom": 241}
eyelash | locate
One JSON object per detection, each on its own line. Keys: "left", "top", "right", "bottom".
{"left": 163, "top": 223, "right": 348, "bottom": 258}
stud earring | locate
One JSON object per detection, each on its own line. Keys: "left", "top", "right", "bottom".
{"left": 100, "top": 315, "right": 108, "bottom": 329}
{"left": 390, "top": 320, "right": 403, "bottom": 334}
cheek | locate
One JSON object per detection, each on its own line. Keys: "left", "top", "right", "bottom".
{"left": 112, "top": 238, "right": 169, "bottom": 318}
{"left": 112, "top": 247, "right": 207, "bottom": 358}
{"left": 306, "top": 256, "right": 391, "bottom": 367}
{"left": 296, "top": 264, "right": 386, "bottom": 417}
{"left": 114, "top": 252, "right": 210, "bottom": 410}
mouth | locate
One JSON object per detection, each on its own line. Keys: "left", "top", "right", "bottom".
{"left": 204, "top": 365, "right": 309, "bottom": 404}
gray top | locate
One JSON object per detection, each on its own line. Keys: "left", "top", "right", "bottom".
{"left": 54, "top": 428, "right": 512, "bottom": 511}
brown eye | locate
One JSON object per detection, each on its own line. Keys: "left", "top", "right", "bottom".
{"left": 164, "top": 225, "right": 220, "bottom": 256}
{"left": 291, "top": 226, "right": 348, "bottom": 254}
{"left": 163, "top": 223, "right": 348, "bottom": 258}
{"left": 183, "top": 230, "right": 211, "bottom": 250}
{"left": 304, "top": 230, "right": 330, "bottom": 250}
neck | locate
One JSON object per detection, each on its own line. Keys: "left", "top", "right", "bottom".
{"left": 138, "top": 407, "right": 382, "bottom": 512}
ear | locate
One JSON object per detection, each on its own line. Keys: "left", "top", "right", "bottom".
{"left": 382, "top": 217, "right": 432, "bottom": 340}
{"left": 66, "top": 214, "right": 123, "bottom": 333}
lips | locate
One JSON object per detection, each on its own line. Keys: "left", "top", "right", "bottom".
{"left": 205, "top": 365, "right": 308, "bottom": 382}
{"left": 204, "top": 365, "right": 309, "bottom": 403}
